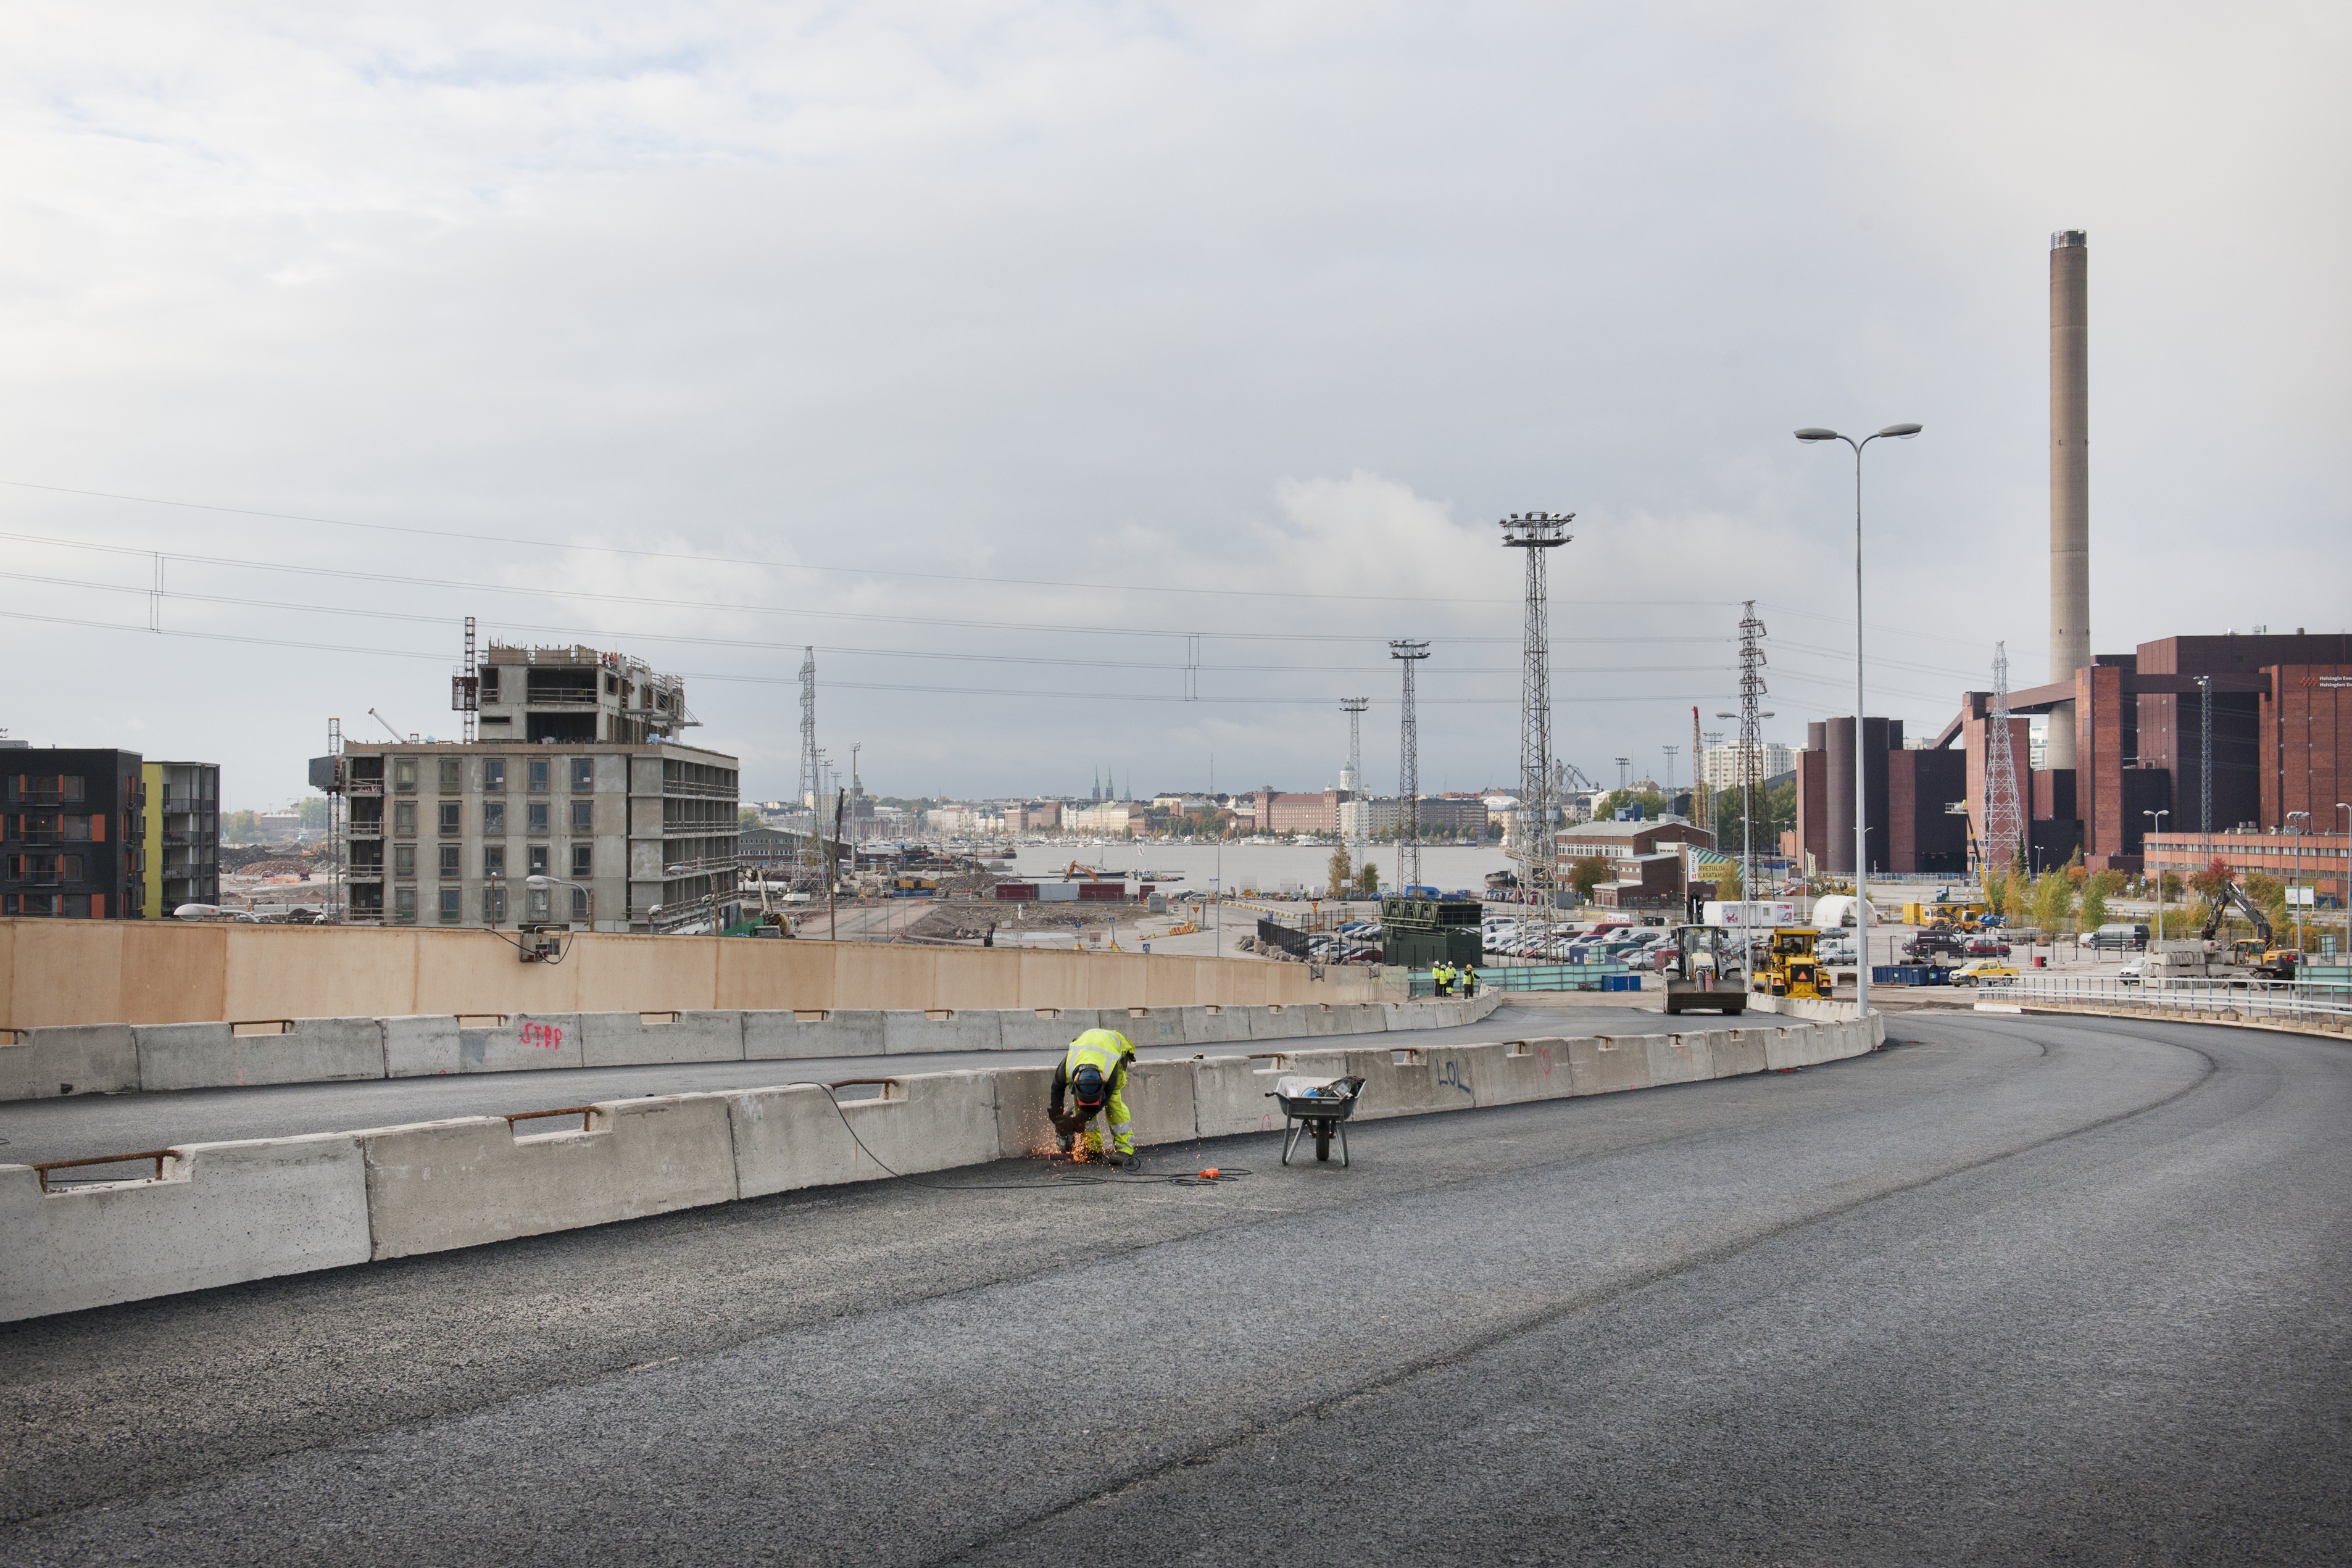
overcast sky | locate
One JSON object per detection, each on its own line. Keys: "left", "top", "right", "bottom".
{"left": 3, "top": 2, "right": 2345, "bottom": 809}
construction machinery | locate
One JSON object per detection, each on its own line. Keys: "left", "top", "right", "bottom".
{"left": 1664, "top": 924, "right": 1749, "bottom": 1015}
{"left": 1751, "top": 926, "right": 1828, "bottom": 1002}
{"left": 2196, "top": 879, "right": 2298, "bottom": 979}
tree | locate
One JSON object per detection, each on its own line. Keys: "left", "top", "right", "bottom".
{"left": 1594, "top": 787, "right": 1668, "bottom": 822}
{"left": 224, "top": 808, "right": 258, "bottom": 843}
{"left": 296, "top": 795, "right": 331, "bottom": 830}
{"left": 1569, "top": 855, "right": 1613, "bottom": 901}
{"left": 1328, "top": 844, "right": 1353, "bottom": 901}
{"left": 2063, "top": 845, "right": 2087, "bottom": 886}
{"left": 2188, "top": 857, "right": 2233, "bottom": 902}
{"left": 2079, "top": 881, "right": 2109, "bottom": 932}
{"left": 1356, "top": 862, "right": 1381, "bottom": 897}
{"left": 1983, "top": 869, "right": 2009, "bottom": 917}
{"left": 2031, "top": 871, "right": 2076, "bottom": 935}
{"left": 739, "top": 807, "right": 763, "bottom": 829}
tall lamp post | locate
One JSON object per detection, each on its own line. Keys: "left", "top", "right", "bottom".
{"left": 2287, "top": 810, "right": 2311, "bottom": 957}
{"left": 1795, "top": 421, "right": 1923, "bottom": 1019}
{"left": 2144, "top": 810, "right": 2168, "bottom": 946}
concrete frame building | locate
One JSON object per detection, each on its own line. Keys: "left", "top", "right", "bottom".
{"left": 140, "top": 761, "right": 221, "bottom": 916}
{"left": 1, "top": 749, "right": 147, "bottom": 919}
{"left": 342, "top": 740, "right": 741, "bottom": 934}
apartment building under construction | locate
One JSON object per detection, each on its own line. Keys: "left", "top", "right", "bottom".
{"left": 337, "top": 644, "right": 741, "bottom": 934}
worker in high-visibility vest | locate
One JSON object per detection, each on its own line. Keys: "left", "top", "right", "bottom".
{"left": 1460, "top": 964, "right": 1479, "bottom": 998}
{"left": 1432, "top": 961, "right": 1454, "bottom": 997}
{"left": 1049, "top": 1027, "right": 1139, "bottom": 1168}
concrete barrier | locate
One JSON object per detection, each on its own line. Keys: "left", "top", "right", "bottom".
{"left": 133, "top": 1019, "right": 386, "bottom": 1093}
{"left": 814, "top": 1071, "right": 1002, "bottom": 1180}
{"left": 581, "top": 1010, "right": 744, "bottom": 1068}
{"left": 459, "top": 1013, "right": 584, "bottom": 1073}
{"left": 1708, "top": 1027, "right": 1770, "bottom": 1078}
{"left": 0, "top": 1024, "right": 139, "bottom": 1100}
{"left": 741, "top": 1009, "right": 886, "bottom": 1060}
{"left": 728, "top": 1083, "right": 863, "bottom": 1197}
{"left": 991, "top": 1065, "right": 1062, "bottom": 1159}
{"left": 384, "top": 1016, "right": 464, "bottom": 1077}
{"left": 1247, "top": 1006, "right": 1308, "bottom": 1041}
{"left": 881, "top": 1010, "right": 1005, "bottom": 1056}
{"left": 1642, "top": 1031, "right": 1712, "bottom": 1087}
{"left": 1345, "top": 1043, "right": 1479, "bottom": 1119}
{"left": 1763, "top": 1022, "right": 1868, "bottom": 1071}
{"left": 359, "top": 1092, "right": 738, "bottom": 1259}
{"left": 1566, "top": 1035, "right": 1654, "bottom": 1097}
{"left": 1470, "top": 1038, "right": 1571, "bottom": 1107}
{"left": 1122, "top": 1058, "right": 1200, "bottom": 1147}
{"left": 1190, "top": 1053, "right": 1287, "bottom": 1139}
{"left": 1178, "top": 1006, "right": 1246, "bottom": 1046}
{"left": 999, "top": 1009, "right": 1097, "bottom": 1053}
{"left": 1113, "top": 1007, "right": 1189, "bottom": 1048}
{"left": 1, "top": 1133, "right": 372, "bottom": 1321}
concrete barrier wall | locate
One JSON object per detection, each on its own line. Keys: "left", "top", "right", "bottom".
{"left": 0, "top": 1024, "right": 139, "bottom": 1100}
{"left": 0, "top": 997, "right": 1496, "bottom": 1103}
{"left": 581, "top": 1011, "right": 745, "bottom": 1068}
{"left": 0, "top": 1008, "right": 1884, "bottom": 1321}
{"left": 359, "top": 1093, "right": 739, "bottom": 1260}
{"left": 133, "top": 1019, "right": 385, "bottom": 1093}
{"left": 0, "top": 1133, "right": 372, "bottom": 1320}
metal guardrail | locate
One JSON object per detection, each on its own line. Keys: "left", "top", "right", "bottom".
{"left": 1408, "top": 962, "right": 1632, "bottom": 997}
{"left": 1976, "top": 975, "right": 2352, "bottom": 1024}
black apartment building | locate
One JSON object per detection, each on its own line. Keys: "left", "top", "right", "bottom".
{"left": 1, "top": 749, "right": 146, "bottom": 918}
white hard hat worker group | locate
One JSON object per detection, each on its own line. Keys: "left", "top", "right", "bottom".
{"left": 1050, "top": 1027, "right": 1140, "bottom": 1169}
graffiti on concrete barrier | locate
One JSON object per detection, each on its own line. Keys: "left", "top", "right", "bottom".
{"left": 518, "top": 1019, "right": 566, "bottom": 1052}
{"left": 1437, "top": 1057, "right": 1473, "bottom": 1097}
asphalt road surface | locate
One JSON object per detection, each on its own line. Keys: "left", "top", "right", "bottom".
{"left": 4, "top": 1010, "right": 2346, "bottom": 1565}
{"left": 0, "top": 1001, "right": 1677, "bottom": 1166}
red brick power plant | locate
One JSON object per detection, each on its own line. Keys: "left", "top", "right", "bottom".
{"left": 1791, "top": 231, "right": 2352, "bottom": 881}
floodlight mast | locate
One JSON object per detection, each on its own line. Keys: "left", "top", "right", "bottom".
{"left": 1500, "top": 511, "right": 1573, "bottom": 930}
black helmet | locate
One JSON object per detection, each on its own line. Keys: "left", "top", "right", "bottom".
{"left": 1071, "top": 1063, "right": 1108, "bottom": 1109}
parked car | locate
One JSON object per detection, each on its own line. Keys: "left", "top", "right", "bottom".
{"left": 1953, "top": 958, "right": 2019, "bottom": 987}
{"left": 1906, "top": 931, "right": 1969, "bottom": 960}
{"left": 2117, "top": 959, "right": 2146, "bottom": 987}
{"left": 1962, "top": 935, "right": 2012, "bottom": 957}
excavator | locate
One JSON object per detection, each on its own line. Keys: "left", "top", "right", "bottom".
{"left": 2195, "top": 879, "right": 2299, "bottom": 980}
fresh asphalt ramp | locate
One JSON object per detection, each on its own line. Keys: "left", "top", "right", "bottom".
{"left": 2, "top": 1012, "right": 2345, "bottom": 1564}
{"left": 0, "top": 1002, "right": 1671, "bottom": 1166}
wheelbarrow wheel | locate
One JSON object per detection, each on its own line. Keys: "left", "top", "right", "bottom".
{"left": 1314, "top": 1120, "right": 1332, "bottom": 1161}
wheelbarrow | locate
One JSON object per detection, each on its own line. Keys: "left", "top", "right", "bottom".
{"left": 1267, "top": 1075, "right": 1367, "bottom": 1166}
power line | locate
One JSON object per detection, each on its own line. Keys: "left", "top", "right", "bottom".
{"left": 0, "top": 477, "right": 1732, "bottom": 610}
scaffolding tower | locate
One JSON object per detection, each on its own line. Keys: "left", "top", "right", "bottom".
{"left": 1500, "top": 511, "right": 1572, "bottom": 918}
{"left": 1390, "top": 641, "right": 1430, "bottom": 891}
{"left": 1982, "top": 642, "right": 2024, "bottom": 878}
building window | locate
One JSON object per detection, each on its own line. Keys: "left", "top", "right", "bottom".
{"left": 528, "top": 802, "right": 549, "bottom": 835}
{"left": 528, "top": 845, "right": 550, "bottom": 876}
{"left": 571, "top": 843, "right": 592, "bottom": 877}
{"left": 571, "top": 798, "right": 592, "bottom": 833}
{"left": 394, "top": 801, "right": 417, "bottom": 837}
{"left": 571, "top": 758, "right": 594, "bottom": 792}
{"left": 20, "top": 892, "right": 59, "bottom": 914}
{"left": 439, "top": 801, "right": 462, "bottom": 835}
{"left": 485, "top": 882, "right": 507, "bottom": 922}
{"left": 526, "top": 887, "right": 551, "bottom": 921}
{"left": 394, "top": 844, "right": 416, "bottom": 877}
{"left": 528, "top": 759, "right": 549, "bottom": 792}
{"left": 484, "top": 845, "right": 505, "bottom": 877}
{"left": 439, "top": 844, "right": 461, "bottom": 878}
{"left": 439, "top": 757, "right": 462, "bottom": 794}
{"left": 572, "top": 886, "right": 590, "bottom": 919}
{"left": 394, "top": 757, "right": 417, "bottom": 793}
{"left": 484, "top": 758, "right": 505, "bottom": 793}
{"left": 485, "top": 801, "right": 505, "bottom": 834}
{"left": 439, "top": 887, "right": 462, "bottom": 924}
{"left": 480, "top": 666, "right": 501, "bottom": 701}
{"left": 394, "top": 886, "right": 417, "bottom": 924}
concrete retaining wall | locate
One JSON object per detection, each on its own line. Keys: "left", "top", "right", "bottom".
{"left": 1, "top": 998, "right": 1482, "bottom": 1103}
{"left": 0, "top": 1008, "right": 1883, "bottom": 1321}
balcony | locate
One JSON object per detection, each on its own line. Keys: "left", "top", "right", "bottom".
{"left": 347, "top": 823, "right": 384, "bottom": 840}
{"left": 348, "top": 779, "right": 384, "bottom": 797}
{"left": 346, "top": 868, "right": 384, "bottom": 882}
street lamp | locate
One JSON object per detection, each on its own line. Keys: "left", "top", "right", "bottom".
{"left": 2287, "top": 810, "right": 2310, "bottom": 958}
{"left": 525, "top": 873, "right": 594, "bottom": 930}
{"left": 2144, "top": 810, "right": 2168, "bottom": 946}
{"left": 1796, "top": 422, "right": 1922, "bottom": 1019}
